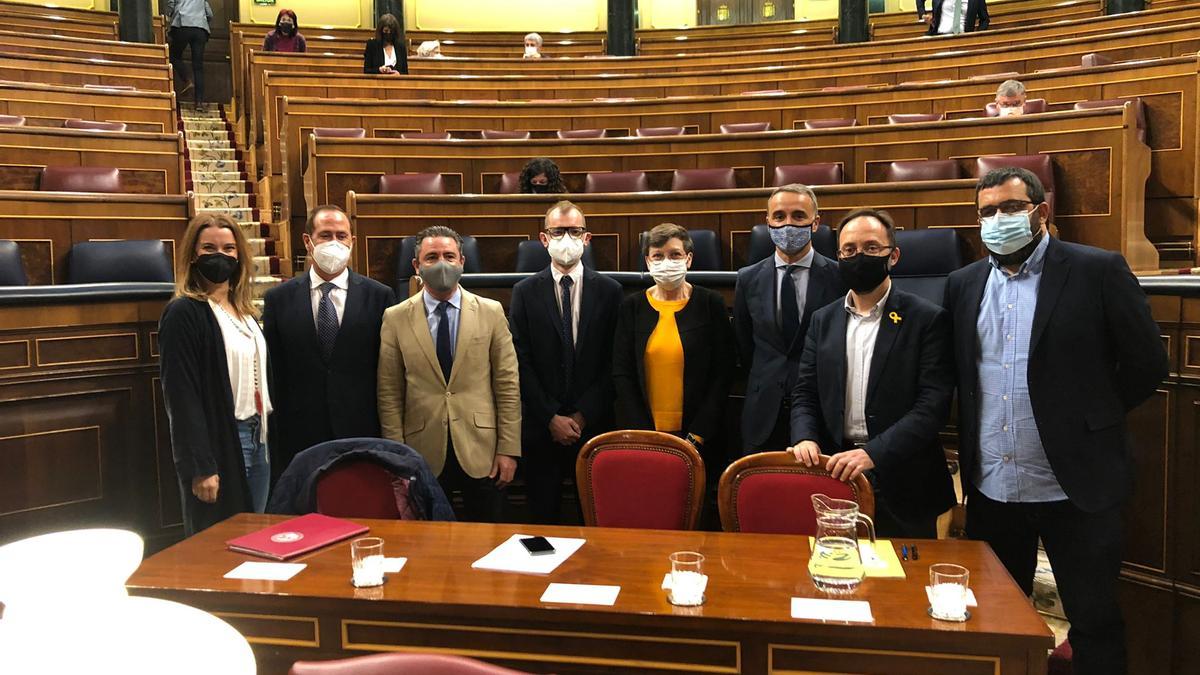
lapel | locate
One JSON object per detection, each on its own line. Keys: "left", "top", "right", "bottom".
{"left": 292, "top": 271, "right": 323, "bottom": 358}
{"left": 960, "top": 260, "right": 991, "bottom": 374}
{"left": 865, "top": 289, "right": 904, "bottom": 406}
{"left": 575, "top": 267, "right": 600, "bottom": 354}
{"left": 798, "top": 254, "right": 834, "bottom": 352}
{"left": 826, "top": 305, "right": 849, "bottom": 446}
{"left": 752, "top": 257, "right": 786, "bottom": 352}
{"left": 406, "top": 291, "right": 445, "bottom": 386}
{"left": 1030, "top": 238, "right": 1070, "bottom": 352}
{"left": 449, "top": 289, "right": 478, "bottom": 386}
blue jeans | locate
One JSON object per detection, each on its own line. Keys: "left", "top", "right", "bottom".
{"left": 237, "top": 416, "right": 269, "bottom": 513}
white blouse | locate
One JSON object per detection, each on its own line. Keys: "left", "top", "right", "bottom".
{"left": 383, "top": 44, "right": 398, "bottom": 68}
{"left": 209, "top": 299, "right": 273, "bottom": 443}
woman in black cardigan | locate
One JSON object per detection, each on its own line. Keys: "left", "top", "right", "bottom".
{"left": 612, "top": 223, "right": 735, "bottom": 471}
{"left": 159, "top": 213, "right": 272, "bottom": 536}
{"left": 363, "top": 13, "right": 407, "bottom": 75}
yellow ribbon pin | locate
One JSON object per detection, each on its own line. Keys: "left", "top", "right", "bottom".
{"left": 888, "top": 311, "right": 902, "bottom": 325}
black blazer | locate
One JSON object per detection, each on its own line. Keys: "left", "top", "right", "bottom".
{"left": 509, "top": 266, "right": 624, "bottom": 443}
{"left": 791, "top": 288, "right": 956, "bottom": 520}
{"left": 918, "top": 0, "right": 990, "bottom": 34}
{"left": 612, "top": 285, "right": 735, "bottom": 445}
{"left": 261, "top": 271, "right": 395, "bottom": 476}
{"left": 734, "top": 251, "right": 845, "bottom": 448}
{"left": 158, "top": 296, "right": 251, "bottom": 536}
{"left": 943, "top": 238, "right": 1168, "bottom": 512}
{"left": 363, "top": 38, "right": 408, "bottom": 74}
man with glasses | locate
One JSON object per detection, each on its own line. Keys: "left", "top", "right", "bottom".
{"left": 944, "top": 167, "right": 1167, "bottom": 674}
{"left": 734, "top": 184, "right": 845, "bottom": 453}
{"left": 509, "top": 201, "right": 623, "bottom": 524}
{"left": 787, "top": 208, "right": 955, "bottom": 538}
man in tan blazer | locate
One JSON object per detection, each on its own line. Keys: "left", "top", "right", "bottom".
{"left": 378, "top": 226, "right": 521, "bottom": 522}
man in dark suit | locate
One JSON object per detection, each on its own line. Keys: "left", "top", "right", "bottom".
{"left": 918, "top": 0, "right": 989, "bottom": 35}
{"left": 788, "top": 208, "right": 955, "bottom": 537}
{"left": 509, "top": 201, "right": 623, "bottom": 524}
{"left": 944, "top": 168, "right": 1167, "bottom": 674}
{"left": 262, "top": 205, "right": 395, "bottom": 481}
{"left": 735, "top": 184, "right": 845, "bottom": 453}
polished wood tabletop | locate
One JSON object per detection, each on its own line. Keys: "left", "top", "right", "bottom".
{"left": 128, "top": 515, "right": 1053, "bottom": 674}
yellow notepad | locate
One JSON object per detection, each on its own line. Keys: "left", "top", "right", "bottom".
{"left": 807, "top": 538, "right": 906, "bottom": 579}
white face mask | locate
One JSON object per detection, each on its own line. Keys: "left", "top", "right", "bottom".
{"left": 648, "top": 258, "right": 688, "bottom": 290}
{"left": 524, "top": 45, "right": 539, "bottom": 56}
{"left": 997, "top": 105, "right": 1023, "bottom": 117}
{"left": 312, "top": 240, "right": 351, "bottom": 276}
{"left": 546, "top": 234, "right": 584, "bottom": 268}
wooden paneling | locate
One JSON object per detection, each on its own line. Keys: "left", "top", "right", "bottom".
{"left": 0, "top": 126, "right": 185, "bottom": 195}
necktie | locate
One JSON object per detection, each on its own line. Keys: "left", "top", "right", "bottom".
{"left": 780, "top": 265, "right": 800, "bottom": 347}
{"left": 316, "top": 282, "right": 338, "bottom": 361}
{"left": 435, "top": 300, "right": 453, "bottom": 382}
{"left": 951, "top": 0, "right": 964, "bottom": 34}
{"left": 559, "top": 275, "right": 575, "bottom": 387}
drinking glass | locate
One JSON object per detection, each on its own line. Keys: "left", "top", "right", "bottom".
{"left": 668, "top": 551, "right": 706, "bottom": 606}
{"left": 351, "top": 537, "right": 385, "bottom": 588}
{"left": 929, "top": 563, "right": 969, "bottom": 621}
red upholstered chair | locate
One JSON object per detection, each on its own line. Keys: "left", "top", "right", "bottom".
{"left": 886, "top": 113, "right": 945, "bottom": 124}
{"left": 803, "top": 118, "right": 857, "bottom": 129}
{"left": 1073, "top": 98, "right": 1148, "bottom": 144}
{"left": 984, "top": 98, "right": 1047, "bottom": 117}
{"left": 1048, "top": 640, "right": 1073, "bottom": 675}
{"left": 576, "top": 430, "right": 705, "bottom": 530}
{"left": 584, "top": 170, "right": 648, "bottom": 193}
{"left": 289, "top": 653, "right": 535, "bottom": 675}
{"left": 773, "top": 163, "right": 844, "bottom": 187}
{"left": 378, "top": 173, "right": 448, "bottom": 194}
{"left": 0, "top": 115, "right": 26, "bottom": 126}
{"left": 671, "top": 167, "right": 736, "bottom": 191}
{"left": 557, "top": 128, "right": 606, "bottom": 139}
{"left": 313, "top": 127, "right": 366, "bottom": 139}
{"left": 976, "top": 154, "right": 1056, "bottom": 221}
{"left": 496, "top": 172, "right": 521, "bottom": 194}
{"left": 63, "top": 118, "right": 127, "bottom": 132}
{"left": 719, "top": 121, "right": 772, "bottom": 133}
{"left": 315, "top": 460, "right": 405, "bottom": 519}
{"left": 635, "top": 126, "right": 685, "bottom": 137}
{"left": 878, "top": 159, "right": 962, "bottom": 182}
{"left": 481, "top": 129, "right": 531, "bottom": 140}
{"left": 1081, "top": 52, "right": 1113, "bottom": 68}
{"left": 40, "top": 166, "right": 122, "bottom": 193}
{"left": 401, "top": 131, "right": 451, "bottom": 140}
{"left": 717, "top": 452, "right": 875, "bottom": 535}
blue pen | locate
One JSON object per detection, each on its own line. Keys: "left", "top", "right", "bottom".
{"left": 901, "top": 545, "right": 909, "bottom": 561}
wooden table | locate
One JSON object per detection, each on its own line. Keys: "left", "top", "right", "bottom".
{"left": 127, "top": 515, "right": 1053, "bottom": 675}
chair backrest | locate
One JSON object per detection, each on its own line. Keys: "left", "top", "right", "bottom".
{"left": 718, "top": 452, "right": 874, "bottom": 535}
{"left": 0, "top": 115, "right": 25, "bottom": 126}
{"left": 40, "top": 166, "right": 122, "bottom": 193}
{"left": 671, "top": 167, "right": 736, "bottom": 191}
{"left": 557, "top": 128, "right": 606, "bottom": 139}
{"left": 879, "top": 159, "right": 961, "bottom": 182}
{"left": 719, "top": 121, "right": 772, "bottom": 133}
{"left": 289, "top": 653, "right": 535, "bottom": 675}
{"left": 0, "top": 240, "right": 28, "bottom": 286}
{"left": 378, "top": 173, "right": 448, "bottom": 195}
{"left": 496, "top": 172, "right": 521, "bottom": 194}
{"left": 891, "top": 229, "right": 964, "bottom": 276}
{"left": 984, "top": 98, "right": 1047, "bottom": 117}
{"left": 1073, "top": 98, "right": 1147, "bottom": 143}
{"left": 481, "top": 129, "right": 531, "bottom": 140}
{"left": 976, "top": 153, "right": 1056, "bottom": 219}
{"left": 635, "top": 125, "right": 685, "bottom": 137}
{"left": 514, "top": 239, "right": 596, "bottom": 272}
{"left": 803, "top": 118, "right": 857, "bottom": 129}
{"left": 62, "top": 118, "right": 126, "bottom": 132}
{"left": 312, "top": 127, "right": 366, "bottom": 138}
{"left": 394, "top": 235, "right": 482, "bottom": 288}
{"left": 584, "top": 170, "right": 648, "bottom": 193}
{"left": 315, "top": 460, "right": 403, "bottom": 519}
{"left": 1081, "top": 52, "right": 1113, "bottom": 68}
{"left": 886, "top": 113, "right": 945, "bottom": 124}
{"left": 400, "top": 131, "right": 451, "bottom": 140}
{"left": 66, "top": 240, "right": 173, "bottom": 284}
{"left": 636, "top": 229, "right": 720, "bottom": 271}
{"left": 747, "top": 224, "right": 836, "bottom": 264}
{"left": 576, "top": 430, "right": 705, "bottom": 530}
{"left": 772, "top": 163, "right": 844, "bottom": 187}
{"left": 740, "top": 89, "right": 786, "bottom": 95}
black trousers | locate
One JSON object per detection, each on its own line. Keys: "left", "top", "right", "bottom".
{"left": 524, "top": 436, "right": 583, "bottom": 525}
{"left": 168, "top": 26, "right": 207, "bottom": 104}
{"left": 438, "top": 438, "right": 506, "bottom": 523}
{"left": 966, "top": 488, "right": 1126, "bottom": 675}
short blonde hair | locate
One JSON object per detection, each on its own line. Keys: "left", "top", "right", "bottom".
{"left": 174, "top": 212, "right": 257, "bottom": 318}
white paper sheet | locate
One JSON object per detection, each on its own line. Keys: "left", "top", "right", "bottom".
{"left": 540, "top": 583, "right": 621, "bottom": 606}
{"left": 382, "top": 557, "right": 407, "bottom": 574}
{"left": 925, "top": 586, "right": 978, "bottom": 607}
{"left": 471, "top": 534, "right": 586, "bottom": 575}
{"left": 224, "top": 561, "right": 306, "bottom": 581}
{"left": 790, "top": 597, "right": 875, "bottom": 623}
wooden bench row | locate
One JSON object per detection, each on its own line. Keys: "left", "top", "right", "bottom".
{"left": 0, "top": 53, "right": 173, "bottom": 93}
{"left": 0, "top": 126, "right": 185, "bottom": 195}
{"left": 0, "top": 80, "right": 176, "bottom": 134}
{"left": 0, "top": 0, "right": 164, "bottom": 43}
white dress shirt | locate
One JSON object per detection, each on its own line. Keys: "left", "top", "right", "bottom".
{"left": 423, "top": 288, "right": 461, "bottom": 359}
{"left": 208, "top": 299, "right": 273, "bottom": 441}
{"left": 842, "top": 285, "right": 891, "bottom": 443}
{"left": 774, "top": 247, "right": 815, "bottom": 322}
{"left": 309, "top": 266, "right": 349, "bottom": 326}
{"left": 937, "top": 0, "right": 969, "bottom": 34}
{"left": 550, "top": 262, "right": 584, "bottom": 345}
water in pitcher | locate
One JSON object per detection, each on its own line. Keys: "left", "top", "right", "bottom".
{"left": 807, "top": 494, "right": 874, "bottom": 595}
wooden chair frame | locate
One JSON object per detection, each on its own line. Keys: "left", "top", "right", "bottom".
{"left": 717, "top": 451, "right": 875, "bottom": 533}
{"left": 575, "top": 430, "right": 705, "bottom": 530}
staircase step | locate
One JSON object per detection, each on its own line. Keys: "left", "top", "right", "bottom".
{"left": 187, "top": 147, "right": 238, "bottom": 161}
{"left": 196, "top": 193, "right": 254, "bottom": 210}
{"left": 185, "top": 138, "right": 231, "bottom": 148}
{"left": 252, "top": 276, "right": 283, "bottom": 295}
{"left": 181, "top": 128, "right": 230, "bottom": 141}
{"left": 199, "top": 205, "right": 257, "bottom": 221}
{"left": 245, "top": 237, "right": 275, "bottom": 257}
{"left": 189, "top": 158, "right": 243, "bottom": 172}
{"left": 250, "top": 256, "right": 280, "bottom": 277}
{"left": 192, "top": 179, "right": 254, "bottom": 194}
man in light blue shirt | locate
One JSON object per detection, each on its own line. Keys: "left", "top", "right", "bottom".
{"left": 164, "top": 0, "right": 213, "bottom": 105}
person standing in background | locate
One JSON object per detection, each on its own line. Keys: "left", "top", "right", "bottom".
{"left": 165, "top": 0, "right": 213, "bottom": 105}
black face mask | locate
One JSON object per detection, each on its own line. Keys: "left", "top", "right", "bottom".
{"left": 194, "top": 252, "right": 239, "bottom": 284}
{"left": 529, "top": 183, "right": 551, "bottom": 194}
{"left": 838, "top": 252, "right": 892, "bottom": 293}
{"left": 279, "top": 22, "right": 296, "bottom": 36}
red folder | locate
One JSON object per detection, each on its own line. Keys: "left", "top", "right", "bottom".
{"left": 226, "top": 513, "right": 369, "bottom": 560}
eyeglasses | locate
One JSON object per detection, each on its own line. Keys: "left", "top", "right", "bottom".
{"left": 545, "top": 227, "right": 586, "bottom": 239}
{"left": 978, "top": 200, "right": 1037, "bottom": 219}
{"left": 838, "top": 244, "right": 893, "bottom": 258}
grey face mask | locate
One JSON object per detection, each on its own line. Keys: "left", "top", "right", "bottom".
{"left": 418, "top": 260, "right": 463, "bottom": 293}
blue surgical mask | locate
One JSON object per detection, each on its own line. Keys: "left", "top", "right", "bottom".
{"left": 768, "top": 224, "right": 812, "bottom": 255}
{"left": 980, "top": 210, "right": 1036, "bottom": 255}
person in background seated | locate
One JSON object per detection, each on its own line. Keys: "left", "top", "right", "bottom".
{"left": 261, "top": 205, "right": 394, "bottom": 484}
{"left": 159, "top": 213, "right": 273, "bottom": 536}
{"left": 613, "top": 224, "right": 735, "bottom": 484}
{"left": 994, "top": 79, "right": 1028, "bottom": 117}
{"left": 164, "top": 0, "right": 213, "bottom": 105}
{"left": 519, "top": 157, "right": 567, "bottom": 194}
{"left": 417, "top": 40, "right": 443, "bottom": 58}
{"left": 377, "top": 226, "right": 521, "bottom": 522}
{"left": 524, "top": 32, "right": 544, "bottom": 58}
{"left": 510, "top": 202, "right": 623, "bottom": 524}
{"left": 787, "top": 209, "right": 955, "bottom": 538}
{"left": 918, "top": 0, "right": 989, "bottom": 35}
{"left": 364, "top": 13, "right": 408, "bottom": 75}
{"left": 262, "top": 9, "right": 306, "bottom": 53}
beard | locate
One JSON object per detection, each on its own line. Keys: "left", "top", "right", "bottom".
{"left": 990, "top": 226, "right": 1045, "bottom": 268}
